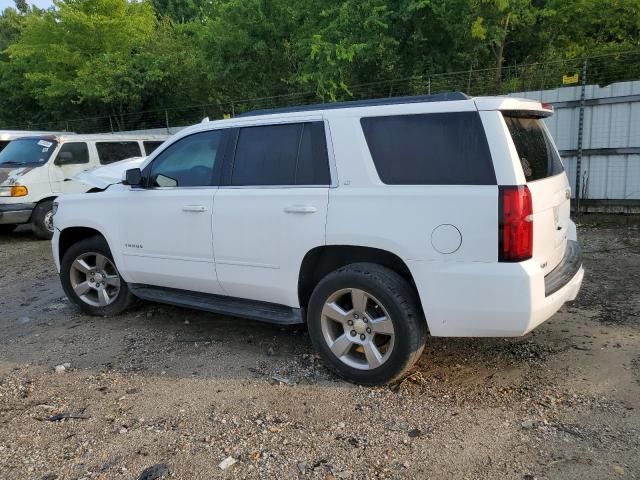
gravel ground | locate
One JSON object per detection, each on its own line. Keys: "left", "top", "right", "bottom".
{"left": 0, "top": 221, "right": 639, "bottom": 479}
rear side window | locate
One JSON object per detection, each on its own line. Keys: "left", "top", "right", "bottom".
{"left": 96, "top": 141, "right": 142, "bottom": 165}
{"left": 143, "top": 141, "right": 164, "bottom": 155}
{"left": 503, "top": 115, "right": 564, "bottom": 182}
{"left": 231, "top": 122, "right": 330, "bottom": 186}
{"left": 361, "top": 112, "right": 496, "bottom": 185}
{"left": 0, "top": 141, "right": 8, "bottom": 153}
{"left": 56, "top": 142, "right": 89, "bottom": 164}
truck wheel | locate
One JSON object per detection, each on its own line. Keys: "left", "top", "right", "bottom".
{"left": 307, "top": 263, "right": 427, "bottom": 385}
{"left": 31, "top": 200, "right": 55, "bottom": 240}
{"left": 60, "top": 235, "right": 134, "bottom": 316}
{"left": 0, "top": 224, "right": 17, "bottom": 234}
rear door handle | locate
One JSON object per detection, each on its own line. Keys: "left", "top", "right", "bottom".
{"left": 284, "top": 205, "right": 317, "bottom": 214}
{"left": 182, "top": 205, "right": 206, "bottom": 212}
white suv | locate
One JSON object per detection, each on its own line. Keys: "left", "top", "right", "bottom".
{"left": 52, "top": 93, "right": 584, "bottom": 385}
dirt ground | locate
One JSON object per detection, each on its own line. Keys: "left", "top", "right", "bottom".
{"left": 0, "top": 220, "right": 639, "bottom": 480}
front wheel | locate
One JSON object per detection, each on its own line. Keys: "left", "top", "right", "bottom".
{"left": 60, "top": 235, "right": 134, "bottom": 316}
{"left": 307, "top": 263, "right": 427, "bottom": 385}
{"left": 31, "top": 200, "right": 55, "bottom": 240}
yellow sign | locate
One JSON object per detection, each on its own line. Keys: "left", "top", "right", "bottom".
{"left": 563, "top": 73, "right": 579, "bottom": 85}
{"left": 223, "top": 113, "right": 231, "bottom": 119}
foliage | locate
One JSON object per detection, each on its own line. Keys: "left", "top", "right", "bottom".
{"left": 0, "top": 0, "right": 639, "bottom": 129}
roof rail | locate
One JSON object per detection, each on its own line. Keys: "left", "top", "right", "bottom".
{"left": 237, "top": 92, "right": 469, "bottom": 117}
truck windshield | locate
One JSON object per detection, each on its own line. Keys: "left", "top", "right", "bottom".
{"left": 0, "top": 138, "right": 58, "bottom": 166}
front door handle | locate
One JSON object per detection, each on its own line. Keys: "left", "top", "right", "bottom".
{"left": 284, "top": 205, "right": 317, "bottom": 214}
{"left": 182, "top": 205, "right": 206, "bottom": 212}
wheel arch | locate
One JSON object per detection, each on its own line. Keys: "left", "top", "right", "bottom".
{"left": 298, "top": 245, "right": 424, "bottom": 320}
{"left": 58, "top": 226, "right": 108, "bottom": 264}
{"left": 28, "top": 195, "right": 57, "bottom": 220}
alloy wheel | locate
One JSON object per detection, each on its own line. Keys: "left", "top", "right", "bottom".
{"left": 320, "top": 288, "right": 395, "bottom": 370}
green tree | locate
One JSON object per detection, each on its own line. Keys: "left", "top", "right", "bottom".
{"left": 470, "top": 0, "right": 538, "bottom": 84}
{"left": 7, "top": 0, "right": 158, "bottom": 122}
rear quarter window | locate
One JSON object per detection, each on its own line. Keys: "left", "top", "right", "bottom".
{"left": 96, "top": 141, "right": 142, "bottom": 165}
{"left": 360, "top": 112, "right": 496, "bottom": 185}
{"left": 503, "top": 115, "right": 564, "bottom": 182}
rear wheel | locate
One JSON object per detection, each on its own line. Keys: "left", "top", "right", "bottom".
{"left": 60, "top": 235, "right": 134, "bottom": 316}
{"left": 31, "top": 200, "right": 55, "bottom": 240}
{"left": 307, "top": 263, "right": 427, "bottom": 385}
{"left": 0, "top": 224, "right": 17, "bottom": 234}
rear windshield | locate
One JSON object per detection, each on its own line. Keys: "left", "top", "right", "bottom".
{"left": 0, "top": 138, "right": 58, "bottom": 166}
{"left": 360, "top": 112, "right": 496, "bottom": 185}
{"left": 503, "top": 114, "right": 564, "bottom": 182}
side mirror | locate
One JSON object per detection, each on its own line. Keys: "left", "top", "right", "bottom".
{"left": 123, "top": 168, "right": 143, "bottom": 186}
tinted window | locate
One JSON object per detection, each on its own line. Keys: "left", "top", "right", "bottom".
{"left": 231, "top": 122, "right": 330, "bottom": 186}
{"left": 96, "top": 141, "right": 142, "bottom": 165}
{"left": 360, "top": 112, "right": 496, "bottom": 185}
{"left": 0, "top": 141, "right": 9, "bottom": 153}
{"left": 56, "top": 142, "right": 89, "bottom": 164}
{"left": 0, "top": 138, "right": 58, "bottom": 166}
{"left": 143, "top": 141, "right": 165, "bottom": 155}
{"left": 503, "top": 115, "right": 564, "bottom": 182}
{"left": 295, "top": 123, "right": 331, "bottom": 185}
{"left": 149, "top": 130, "right": 221, "bottom": 187}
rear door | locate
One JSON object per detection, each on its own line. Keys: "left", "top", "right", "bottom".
{"left": 212, "top": 120, "right": 332, "bottom": 307}
{"left": 503, "top": 114, "right": 570, "bottom": 274}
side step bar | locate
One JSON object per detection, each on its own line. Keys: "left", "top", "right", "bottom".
{"left": 129, "top": 284, "right": 304, "bottom": 325}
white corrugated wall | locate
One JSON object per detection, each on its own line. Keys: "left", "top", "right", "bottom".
{"left": 511, "top": 81, "right": 640, "bottom": 202}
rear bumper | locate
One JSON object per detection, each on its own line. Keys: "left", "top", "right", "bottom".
{"left": 408, "top": 245, "right": 584, "bottom": 337}
{"left": 0, "top": 202, "right": 35, "bottom": 225}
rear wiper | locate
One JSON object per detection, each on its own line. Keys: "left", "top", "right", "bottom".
{"left": 0, "top": 161, "right": 23, "bottom": 165}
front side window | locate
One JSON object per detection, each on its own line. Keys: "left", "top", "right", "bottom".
{"left": 0, "top": 138, "right": 58, "bottom": 166}
{"left": 148, "top": 130, "right": 222, "bottom": 187}
{"left": 55, "top": 142, "right": 89, "bottom": 165}
{"left": 231, "top": 122, "right": 331, "bottom": 186}
{"left": 503, "top": 115, "right": 564, "bottom": 182}
{"left": 96, "top": 141, "right": 142, "bottom": 165}
{"left": 361, "top": 112, "right": 496, "bottom": 185}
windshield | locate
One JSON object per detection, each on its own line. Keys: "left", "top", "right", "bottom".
{"left": 0, "top": 138, "right": 58, "bottom": 167}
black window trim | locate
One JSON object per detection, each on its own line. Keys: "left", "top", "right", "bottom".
{"left": 220, "top": 118, "right": 335, "bottom": 188}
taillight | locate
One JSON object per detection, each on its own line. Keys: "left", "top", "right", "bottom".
{"left": 499, "top": 185, "right": 533, "bottom": 262}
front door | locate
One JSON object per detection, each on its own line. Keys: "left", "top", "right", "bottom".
{"left": 213, "top": 121, "right": 332, "bottom": 307}
{"left": 49, "top": 142, "right": 95, "bottom": 194}
{"left": 117, "top": 129, "right": 226, "bottom": 294}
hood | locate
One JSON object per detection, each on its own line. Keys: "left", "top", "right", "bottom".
{"left": 76, "top": 156, "right": 147, "bottom": 190}
{"left": 0, "top": 165, "right": 35, "bottom": 186}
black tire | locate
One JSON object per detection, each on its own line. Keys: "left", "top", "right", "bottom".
{"left": 30, "top": 200, "right": 54, "bottom": 240}
{"left": 307, "top": 263, "right": 427, "bottom": 385}
{"left": 60, "top": 235, "right": 135, "bottom": 316}
{"left": 0, "top": 224, "right": 17, "bottom": 234}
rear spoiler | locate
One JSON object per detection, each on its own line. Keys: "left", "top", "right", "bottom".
{"left": 474, "top": 97, "right": 554, "bottom": 118}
